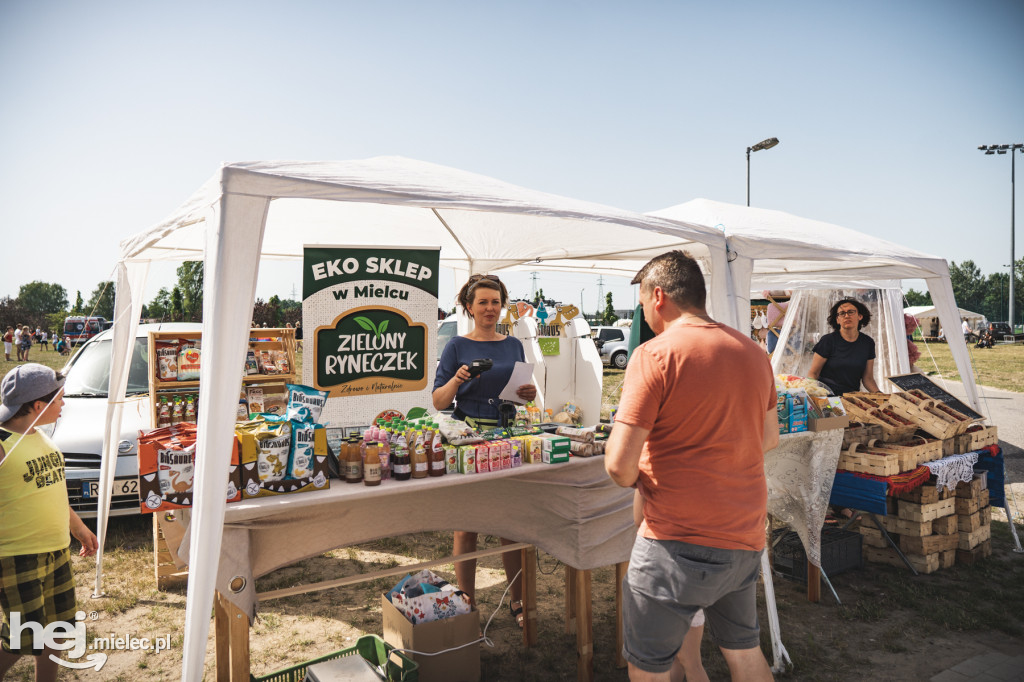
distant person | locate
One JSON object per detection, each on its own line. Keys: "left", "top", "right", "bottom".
{"left": 930, "top": 318, "right": 939, "bottom": 339}
{"left": 2, "top": 327, "right": 12, "bottom": 362}
{"left": 12, "top": 327, "right": 22, "bottom": 362}
{"left": 0, "top": 363, "right": 99, "bottom": 682}
{"left": 294, "top": 321, "right": 303, "bottom": 351}
{"left": 975, "top": 331, "right": 994, "bottom": 349}
{"left": 961, "top": 319, "right": 970, "bottom": 340}
{"left": 18, "top": 326, "right": 32, "bottom": 363}
{"left": 39, "top": 330, "right": 48, "bottom": 351}
{"left": 808, "top": 299, "right": 881, "bottom": 396}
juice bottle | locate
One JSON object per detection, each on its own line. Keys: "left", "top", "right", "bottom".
{"left": 345, "top": 436, "right": 363, "bottom": 484}
{"left": 157, "top": 397, "right": 171, "bottom": 428}
{"left": 378, "top": 427, "right": 391, "bottom": 480}
{"left": 429, "top": 427, "right": 445, "bottom": 477}
{"left": 411, "top": 430, "right": 428, "bottom": 478}
{"left": 364, "top": 444, "right": 381, "bottom": 486}
{"left": 392, "top": 430, "right": 411, "bottom": 480}
{"left": 171, "top": 396, "right": 184, "bottom": 425}
{"left": 185, "top": 395, "right": 197, "bottom": 424}
{"left": 337, "top": 438, "right": 349, "bottom": 474}
{"left": 360, "top": 428, "right": 371, "bottom": 462}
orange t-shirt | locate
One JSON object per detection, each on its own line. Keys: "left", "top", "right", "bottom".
{"left": 616, "top": 321, "right": 775, "bottom": 551}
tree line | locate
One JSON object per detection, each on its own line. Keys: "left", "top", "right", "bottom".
{"left": 0, "top": 262, "right": 302, "bottom": 334}
{"left": 904, "top": 259, "right": 1024, "bottom": 326}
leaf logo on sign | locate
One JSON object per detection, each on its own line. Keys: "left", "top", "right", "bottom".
{"left": 354, "top": 316, "right": 390, "bottom": 338}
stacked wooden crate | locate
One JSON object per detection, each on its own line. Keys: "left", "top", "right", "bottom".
{"left": 955, "top": 473, "right": 992, "bottom": 565}
{"left": 859, "top": 482, "right": 959, "bottom": 574}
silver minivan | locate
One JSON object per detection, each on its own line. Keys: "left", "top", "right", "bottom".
{"left": 591, "top": 325, "right": 630, "bottom": 369}
{"left": 50, "top": 322, "right": 201, "bottom": 518}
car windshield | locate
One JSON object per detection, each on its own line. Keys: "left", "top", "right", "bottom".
{"left": 62, "top": 338, "right": 150, "bottom": 397}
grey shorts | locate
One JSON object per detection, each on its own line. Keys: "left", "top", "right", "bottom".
{"left": 622, "top": 535, "right": 763, "bottom": 673}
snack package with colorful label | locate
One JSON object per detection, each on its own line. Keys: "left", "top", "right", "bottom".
{"left": 253, "top": 416, "right": 291, "bottom": 482}
{"left": 289, "top": 421, "right": 322, "bottom": 479}
{"left": 155, "top": 340, "right": 179, "bottom": 381}
{"left": 177, "top": 340, "right": 201, "bottom": 381}
{"left": 286, "top": 383, "right": 328, "bottom": 424}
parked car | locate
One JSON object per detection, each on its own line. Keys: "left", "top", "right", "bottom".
{"left": 988, "top": 321, "right": 1012, "bottom": 338}
{"left": 437, "top": 317, "right": 459, "bottom": 361}
{"left": 50, "top": 322, "right": 202, "bottom": 518}
{"left": 591, "top": 325, "right": 630, "bottom": 369}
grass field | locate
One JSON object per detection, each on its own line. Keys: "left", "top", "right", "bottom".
{"left": 914, "top": 340, "right": 1024, "bottom": 393}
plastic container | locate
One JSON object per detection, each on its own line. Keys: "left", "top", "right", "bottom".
{"left": 252, "top": 634, "right": 418, "bottom": 682}
{"left": 771, "top": 527, "right": 863, "bottom": 582}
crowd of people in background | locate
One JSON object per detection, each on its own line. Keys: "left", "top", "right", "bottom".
{"left": 2, "top": 326, "right": 65, "bottom": 363}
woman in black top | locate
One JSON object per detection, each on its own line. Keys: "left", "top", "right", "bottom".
{"left": 808, "top": 298, "right": 881, "bottom": 396}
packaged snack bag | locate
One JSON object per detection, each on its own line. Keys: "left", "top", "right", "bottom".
{"left": 159, "top": 445, "right": 195, "bottom": 493}
{"left": 289, "top": 421, "right": 320, "bottom": 479}
{"left": 177, "top": 340, "right": 201, "bottom": 381}
{"left": 254, "top": 417, "right": 291, "bottom": 482}
{"left": 274, "top": 350, "right": 291, "bottom": 374}
{"left": 259, "top": 350, "right": 278, "bottom": 374}
{"left": 246, "top": 387, "right": 265, "bottom": 414}
{"left": 244, "top": 349, "right": 259, "bottom": 376}
{"left": 155, "top": 340, "right": 179, "bottom": 381}
{"left": 286, "top": 384, "right": 328, "bottom": 423}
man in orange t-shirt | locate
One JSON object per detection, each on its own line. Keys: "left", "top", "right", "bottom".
{"left": 606, "top": 251, "right": 779, "bottom": 682}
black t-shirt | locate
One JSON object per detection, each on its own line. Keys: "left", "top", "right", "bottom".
{"left": 812, "top": 331, "right": 876, "bottom": 396}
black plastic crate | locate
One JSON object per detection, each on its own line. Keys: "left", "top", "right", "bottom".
{"left": 771, "top": 527, "right": 863, "bottom": 582}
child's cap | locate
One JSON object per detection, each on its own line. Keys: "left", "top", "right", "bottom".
{"left": 0, "top": 363, "right": 65, "bottom": 422}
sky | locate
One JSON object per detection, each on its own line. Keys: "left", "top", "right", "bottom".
{"left": 1, "top": 0, "right": 1022, "bottom": 317}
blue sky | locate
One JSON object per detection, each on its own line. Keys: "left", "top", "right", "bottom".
{"left": 1, "top": 0, "right": 1021, "bottom": 315}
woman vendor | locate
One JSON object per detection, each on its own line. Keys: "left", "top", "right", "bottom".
{"left": 432, "top": 273, "right": 536, "bottom": 627}
{"left": 807, "top": 298, "right": 881, "bottom": 396}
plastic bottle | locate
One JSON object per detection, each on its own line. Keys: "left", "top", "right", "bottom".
{"left": 171, "top": 396, "right": 184, "bottom": 425}
{"left": 364, "top": 444, "right": 381, "bottom": 486}
{"left": 392, "top": 430, "right": 411, "bottom": 480}
{"left": 411, "top": 430, "right": 428, "bottom": 478}
{"left": 157, "top": 397, "right": 172, "bottom": 428}
{"left": 345, "top": 436, "right": 363, "bottom": 484}
{"left": 377, "top": 426, "right": 391, "bottom": 480}
{"left": 429, "top": 427, "right": 445, "bottom": 477}
{"left": 185, "top": 395, "right": 197, "bottom": 424}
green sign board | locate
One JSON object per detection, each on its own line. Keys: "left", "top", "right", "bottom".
{"left": 538, "top": 337, "right": 561, "bottom": 356}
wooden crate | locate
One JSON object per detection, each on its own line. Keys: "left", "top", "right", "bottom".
{"left": 957, "top": 508, "right": 991, "bottom": 533}
{"left": 955, "top": 490, "right": 990, "bottom": 516}
{"left": 941, "top": 437, "right": 959, "bottom": 456}
{"left": 865, "top": 546, "right": 942, "bottom": 574}
{"left": 955, "top": 473, "right": 987, "bottom": 499}
{"left": 881, "top": 516, "right": 933, "bottom": 537}
{"left": 897, "top": 483, "right": 953, "bottom": 505}
{"left": 887, "top": 390, "right": 963, "bottom": 440}
{"left": 932, "top": 515, "right": 959, "bottom": 535}
{"left": 956, "top": 425, "right": 998, "bottom": 452}
{"left": 956, "top": 540, "right": 992, "bottom": 565}
{"left": 857, "top": 525, "right": 891, "bottom": 549}
{"left": 899, "top": 532, "right": 959, "bottom": 556}
{"left": 897, "top": 498, "right": 955, "bottom": 523}
{"left": 837, "top": 444, "right": 900, "bottom": 476}
{"left": 958, "top": 524, "right": 992, "bottom": 551}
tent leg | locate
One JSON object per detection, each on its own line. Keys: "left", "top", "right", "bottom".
{"left": 615, "top": 561, "right": 628, "bottom": 669}
{"left": 521, "top": 546, "right": 538, "bottom": 647}
{"left": 1003, "top": 504, "right": 1024, "bottom": 553}
{"left": 760, "top": 551, "right": 791, "bottom": 674}
{"left": 215, "top": 590, "right": 250, "bottom": 682}
{"left": 869, "top": 514, "right": 919, "bottom": 575}
{"left": 819, "top": 567, "right": 842, "bottom": 605}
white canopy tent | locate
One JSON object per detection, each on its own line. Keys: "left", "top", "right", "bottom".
{"left": 98, "top": 158, "right": 733, "bottom": 680}
{"left": 649, "top": 198, "right": 983, "bottom": 414}
{"left": 905, "top": 305, "right": 985, "bottom": 334}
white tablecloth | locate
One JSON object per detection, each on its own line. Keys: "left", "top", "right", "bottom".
{"left": 175, "top": 457, "right": 635, "bottom": 618}
{"left": 765, "top": 429, "right": 845, "bottom": 567}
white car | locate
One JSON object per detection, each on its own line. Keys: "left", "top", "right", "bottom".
{"left": 591, "top": 325, "right": 630, "bottom": 369}
{"left": 51, "top": 322, "right": 202, "bottom": 518}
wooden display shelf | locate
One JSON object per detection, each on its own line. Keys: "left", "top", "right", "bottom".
{"left": 146, "top": 327, "right": 297, "bottom": 427}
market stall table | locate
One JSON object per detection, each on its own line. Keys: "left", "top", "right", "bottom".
{"left": 165, "top": 456, "right": 635, "bottom": 681}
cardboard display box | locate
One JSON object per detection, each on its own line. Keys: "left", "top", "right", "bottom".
{"left": 138, "top": 425, "right": 243, "bottom": 513}
{"left": 809, "top": 413, "right": 850, "bottom": 432}
{"left": 381, "top": 594, "right": 480, "bottom": 682}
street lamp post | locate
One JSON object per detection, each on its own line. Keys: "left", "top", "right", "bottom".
{"left": 978, "top": 144, "right": 1024, "bottom": 333}
{"left": 747, "top": 137, "right": 780, "bottom": 207}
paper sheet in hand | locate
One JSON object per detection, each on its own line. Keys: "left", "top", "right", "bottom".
{"left": 498, "top": 362, "right": 535, "bottom": 404}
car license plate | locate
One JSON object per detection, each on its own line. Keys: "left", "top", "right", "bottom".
{"left": 83, "top": 478, "right": 139, "bottom": 499}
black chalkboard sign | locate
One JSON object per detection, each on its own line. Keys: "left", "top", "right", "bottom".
{"left": 886, "top": 373, "right": 984, "bottom": 421}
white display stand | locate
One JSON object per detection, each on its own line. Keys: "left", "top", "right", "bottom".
{"left": 541, "top": 317, "right": 603, "bottom": 424}
{"left": 512, "top": 317, "right": 547, "bottom": 413}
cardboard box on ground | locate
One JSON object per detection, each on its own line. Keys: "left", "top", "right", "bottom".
{"left": 382, "top": 594, "right": 480, "bottom": 682}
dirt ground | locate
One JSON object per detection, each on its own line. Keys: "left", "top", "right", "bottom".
{"left": 10, "top": 503, "right": 1019, "bottom": 682}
